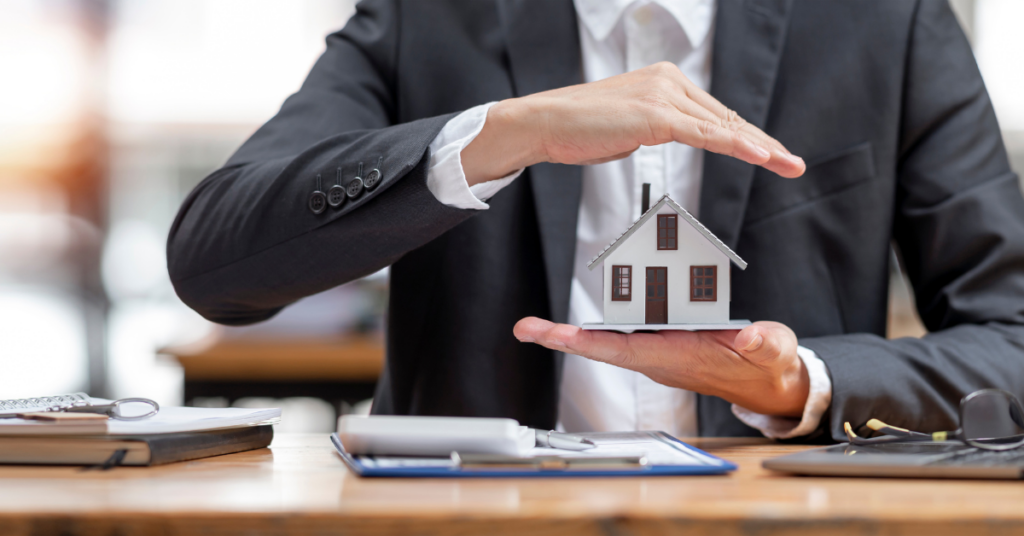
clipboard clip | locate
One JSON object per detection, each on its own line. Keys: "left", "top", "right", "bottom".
{"left": 451, "top": 452, "right": 649, "bottom": 470}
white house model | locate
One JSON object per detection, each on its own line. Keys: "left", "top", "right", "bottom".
{"left": 583, "top": 193, "right": 750, "bottom": 331}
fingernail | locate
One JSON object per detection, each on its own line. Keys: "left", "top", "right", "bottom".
{"left": 517, "top": 336, "right": 535, "bottom": 343}
{"left": 787, "top": 154, "right": 804, "bottom": 166}
{"left": 742, "top": 333, "right": 763, "bottom": 352}
{"left": 545, "top": 339, "right": 566, "bottom": 348}
{"left": 753, "top": 145, "right": 770, "bottom": 159}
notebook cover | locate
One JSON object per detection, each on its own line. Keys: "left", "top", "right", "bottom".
{"left": 330, "top": 433, "right": 736, "bottom": 478}
{"left": 141, "top": 425, "right": 274, "bottom": 465}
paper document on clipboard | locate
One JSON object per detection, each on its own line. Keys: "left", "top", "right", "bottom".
{"left": 338, "top": 431, "right": 735, "bottom": 477}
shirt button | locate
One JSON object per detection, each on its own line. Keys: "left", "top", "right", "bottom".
{"left": 346, "top": 177, "right": 364, "bottom": 199}
{"left": 632, "top": 5, "right": 652, "bottom": 25}
{"left": 327, "top": 185, "right": 346, "bottom": 208}
{"left": 309, "top": 191, "right": 327, "bottom": 214}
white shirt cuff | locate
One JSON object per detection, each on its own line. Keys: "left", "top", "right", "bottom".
{"left": 426, "top": 102, "right": 524, "bottom": 210}
{"left": 731, "top": 345, "right": 833, "bottom": 439}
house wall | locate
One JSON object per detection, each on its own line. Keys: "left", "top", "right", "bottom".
{"left": 602, "top": 205, "right": 731, "bottom": 324}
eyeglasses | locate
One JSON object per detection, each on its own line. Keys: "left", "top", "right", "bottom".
{"left": 845, "top": 388, "right": 1024, "bottom": 451}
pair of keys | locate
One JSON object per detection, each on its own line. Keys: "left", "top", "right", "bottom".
{"left": 0, "top": 398, "right": 160, "bottom": 421}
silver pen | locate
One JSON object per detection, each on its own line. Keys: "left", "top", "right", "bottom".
{"left": 532, "top": 428, "right": 597, "bottom": 451}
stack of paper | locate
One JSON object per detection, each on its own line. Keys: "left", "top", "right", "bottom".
{"left": 0, "top": 395, "right": 281, "bottom": 466}
{"left": 0, "top": 401, "right": 281, "bottom": 436}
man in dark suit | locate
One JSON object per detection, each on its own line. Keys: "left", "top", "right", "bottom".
{"left": 167, "top": 0, "right": 1024, "bottom": 441}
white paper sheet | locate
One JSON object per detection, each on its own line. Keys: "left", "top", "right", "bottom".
{"left": 355, "top": 431, "right": 722, "bottom": 468}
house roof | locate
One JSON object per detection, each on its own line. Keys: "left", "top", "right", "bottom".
{"left": 587, "top": 194, "right": 748, "bottom": 271}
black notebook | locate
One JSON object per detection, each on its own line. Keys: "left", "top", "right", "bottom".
{"left": 0, "top": 425, "right": 273, "bottom": 466}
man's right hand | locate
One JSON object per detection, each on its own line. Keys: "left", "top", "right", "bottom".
{"left": 460, "top": 61, "right": 805, "bottom": 185}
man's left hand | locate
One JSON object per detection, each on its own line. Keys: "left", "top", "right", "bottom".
{"left": 513, "top": 318, "right": 810, "bottom": 417}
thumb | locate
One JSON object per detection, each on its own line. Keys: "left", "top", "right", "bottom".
{"left": 733, "top": 322, "right": 788, "bottom": 364}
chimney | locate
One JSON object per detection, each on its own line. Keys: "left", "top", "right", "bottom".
{"left": 641, "top": 183, "right": 651, "bottom": 214}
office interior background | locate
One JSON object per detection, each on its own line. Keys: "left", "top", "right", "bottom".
{"left": 1, "top": 0, "right": 1022, "bottom": 433}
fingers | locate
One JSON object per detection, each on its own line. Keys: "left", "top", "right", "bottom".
{"left": 658, "top": 66, "right": 805, "bottom": 178}
{"left": 670, "top": 114, "right": 770, "bottom": 165}
{"left": 762, "top": 152, "right": 807, "bottom": 179}
{"left": 738, "top": 125, "right": 805, "bottom": 178}
{"left": 669, "top": 113, "right": 805, "bottom": 178}
{"left": 665, "top": 69, "right": 787, "bottom": 152}
{"left": 733, "top": 321, "right": 798, "bottom": 366}
{"left": 513, "top": 317, "right": 636, "bottom": 368}
{"left": 737, "top": 122, "right": 790, "bottom": 156}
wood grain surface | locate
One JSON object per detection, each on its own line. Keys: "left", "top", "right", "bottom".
{"left": 1, "top": 434, "right": 1023, "bottom": 536}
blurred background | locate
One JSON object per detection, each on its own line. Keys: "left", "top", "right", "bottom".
{"left": 0, "top": 0, "right": 1021, "bottom": 433}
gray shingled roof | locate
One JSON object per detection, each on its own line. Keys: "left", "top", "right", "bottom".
{"left": 587, "top": 194, "right": 748, "bottom": 271}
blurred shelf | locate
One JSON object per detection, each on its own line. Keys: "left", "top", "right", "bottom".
{"left": 160, "top": 335, "right": 383, "bottom": 411}
{"left": 163, "top": 335, "right": 384, "bottom": 382}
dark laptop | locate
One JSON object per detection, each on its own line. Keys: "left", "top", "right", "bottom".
{"left": 764, "top": 442, "right": 1024, "bottom": 480}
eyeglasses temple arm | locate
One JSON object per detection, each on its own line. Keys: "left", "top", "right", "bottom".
{"left": 844, "top": 422, "right": 870, "bottom": 444}
{"left": 867, "top": 419, "right": 935, "bottom": 439}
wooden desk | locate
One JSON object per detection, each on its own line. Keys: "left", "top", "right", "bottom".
{"left": 2, "top": 434, "right": 1023, "bottom": 536}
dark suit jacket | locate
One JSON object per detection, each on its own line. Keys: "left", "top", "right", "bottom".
{"left": 167, "top": 0, "right": 1024, "bottom": 441}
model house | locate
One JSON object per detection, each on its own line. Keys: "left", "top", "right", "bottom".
{"left": 585, "top": 193, "right": 749, "bottom": 330}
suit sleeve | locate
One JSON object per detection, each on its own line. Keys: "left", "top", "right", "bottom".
{"left": 166, "top": 0, "right": 473, "bottom": 325}
{"left": 799, "top": 0, "right": 1024, "bottom": 441}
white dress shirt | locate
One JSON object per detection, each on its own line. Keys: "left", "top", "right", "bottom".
{"left": 422, "top": 0, "right": 831, "bottom": 439}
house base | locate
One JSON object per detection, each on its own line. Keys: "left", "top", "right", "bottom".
{"left": 581, "top": 320, "right": 752, "bottom": 333}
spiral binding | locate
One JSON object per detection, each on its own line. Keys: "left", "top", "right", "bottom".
{"left": 0, "top": 393, "right": 90, "bottom": 412}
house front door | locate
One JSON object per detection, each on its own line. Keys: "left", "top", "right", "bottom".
{"left": 645, "top": 267, "right": 667, "bottom": 324}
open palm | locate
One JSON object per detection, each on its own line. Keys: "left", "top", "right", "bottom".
{"left": 513, "top": 317, "right": 809, "bottom": 417}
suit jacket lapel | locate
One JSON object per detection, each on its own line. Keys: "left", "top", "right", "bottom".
{"left": 699, "top": 0, "right": 793, "bottom": 249}
{"left": 497, "top": 0, "right": 583, "bottom": 325}
{"left": 698, "top": 0, "right": 793, "bottom": 437}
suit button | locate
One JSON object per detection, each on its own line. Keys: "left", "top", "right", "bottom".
{"left": 327, "top": 185, "right": 346, "bottom": 208}
{"left": 346, "top": 177, "right": 364, "bottom": 199}
{"left": 364, "top": 158, "right": 384, "bottom": 191}
{"left": 309, "top": 191, "right": 327, "bottom": 214}
{"left": 363, "top": 168, "right": 381, "bottom": 190}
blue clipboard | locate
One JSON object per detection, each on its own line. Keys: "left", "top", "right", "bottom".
{"left": 330, "top": 432, "right": 736, "bottom": 478}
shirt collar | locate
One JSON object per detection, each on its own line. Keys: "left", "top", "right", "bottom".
{"left": 574, "top": 0, "right": 715, "bottom": 48}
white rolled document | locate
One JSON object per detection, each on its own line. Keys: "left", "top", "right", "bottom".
{"left": 337, "top": 415, "right": 536, "bottom": 457}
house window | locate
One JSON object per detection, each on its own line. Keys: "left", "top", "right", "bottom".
{"left": 612, "top": 265, "right": 632, "bottom": 301}
{"left": 657, "top": 215, "right": 677, "bottom": 250}
{"left": 691, "top": 266, "right": 716, "bottom": 301}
